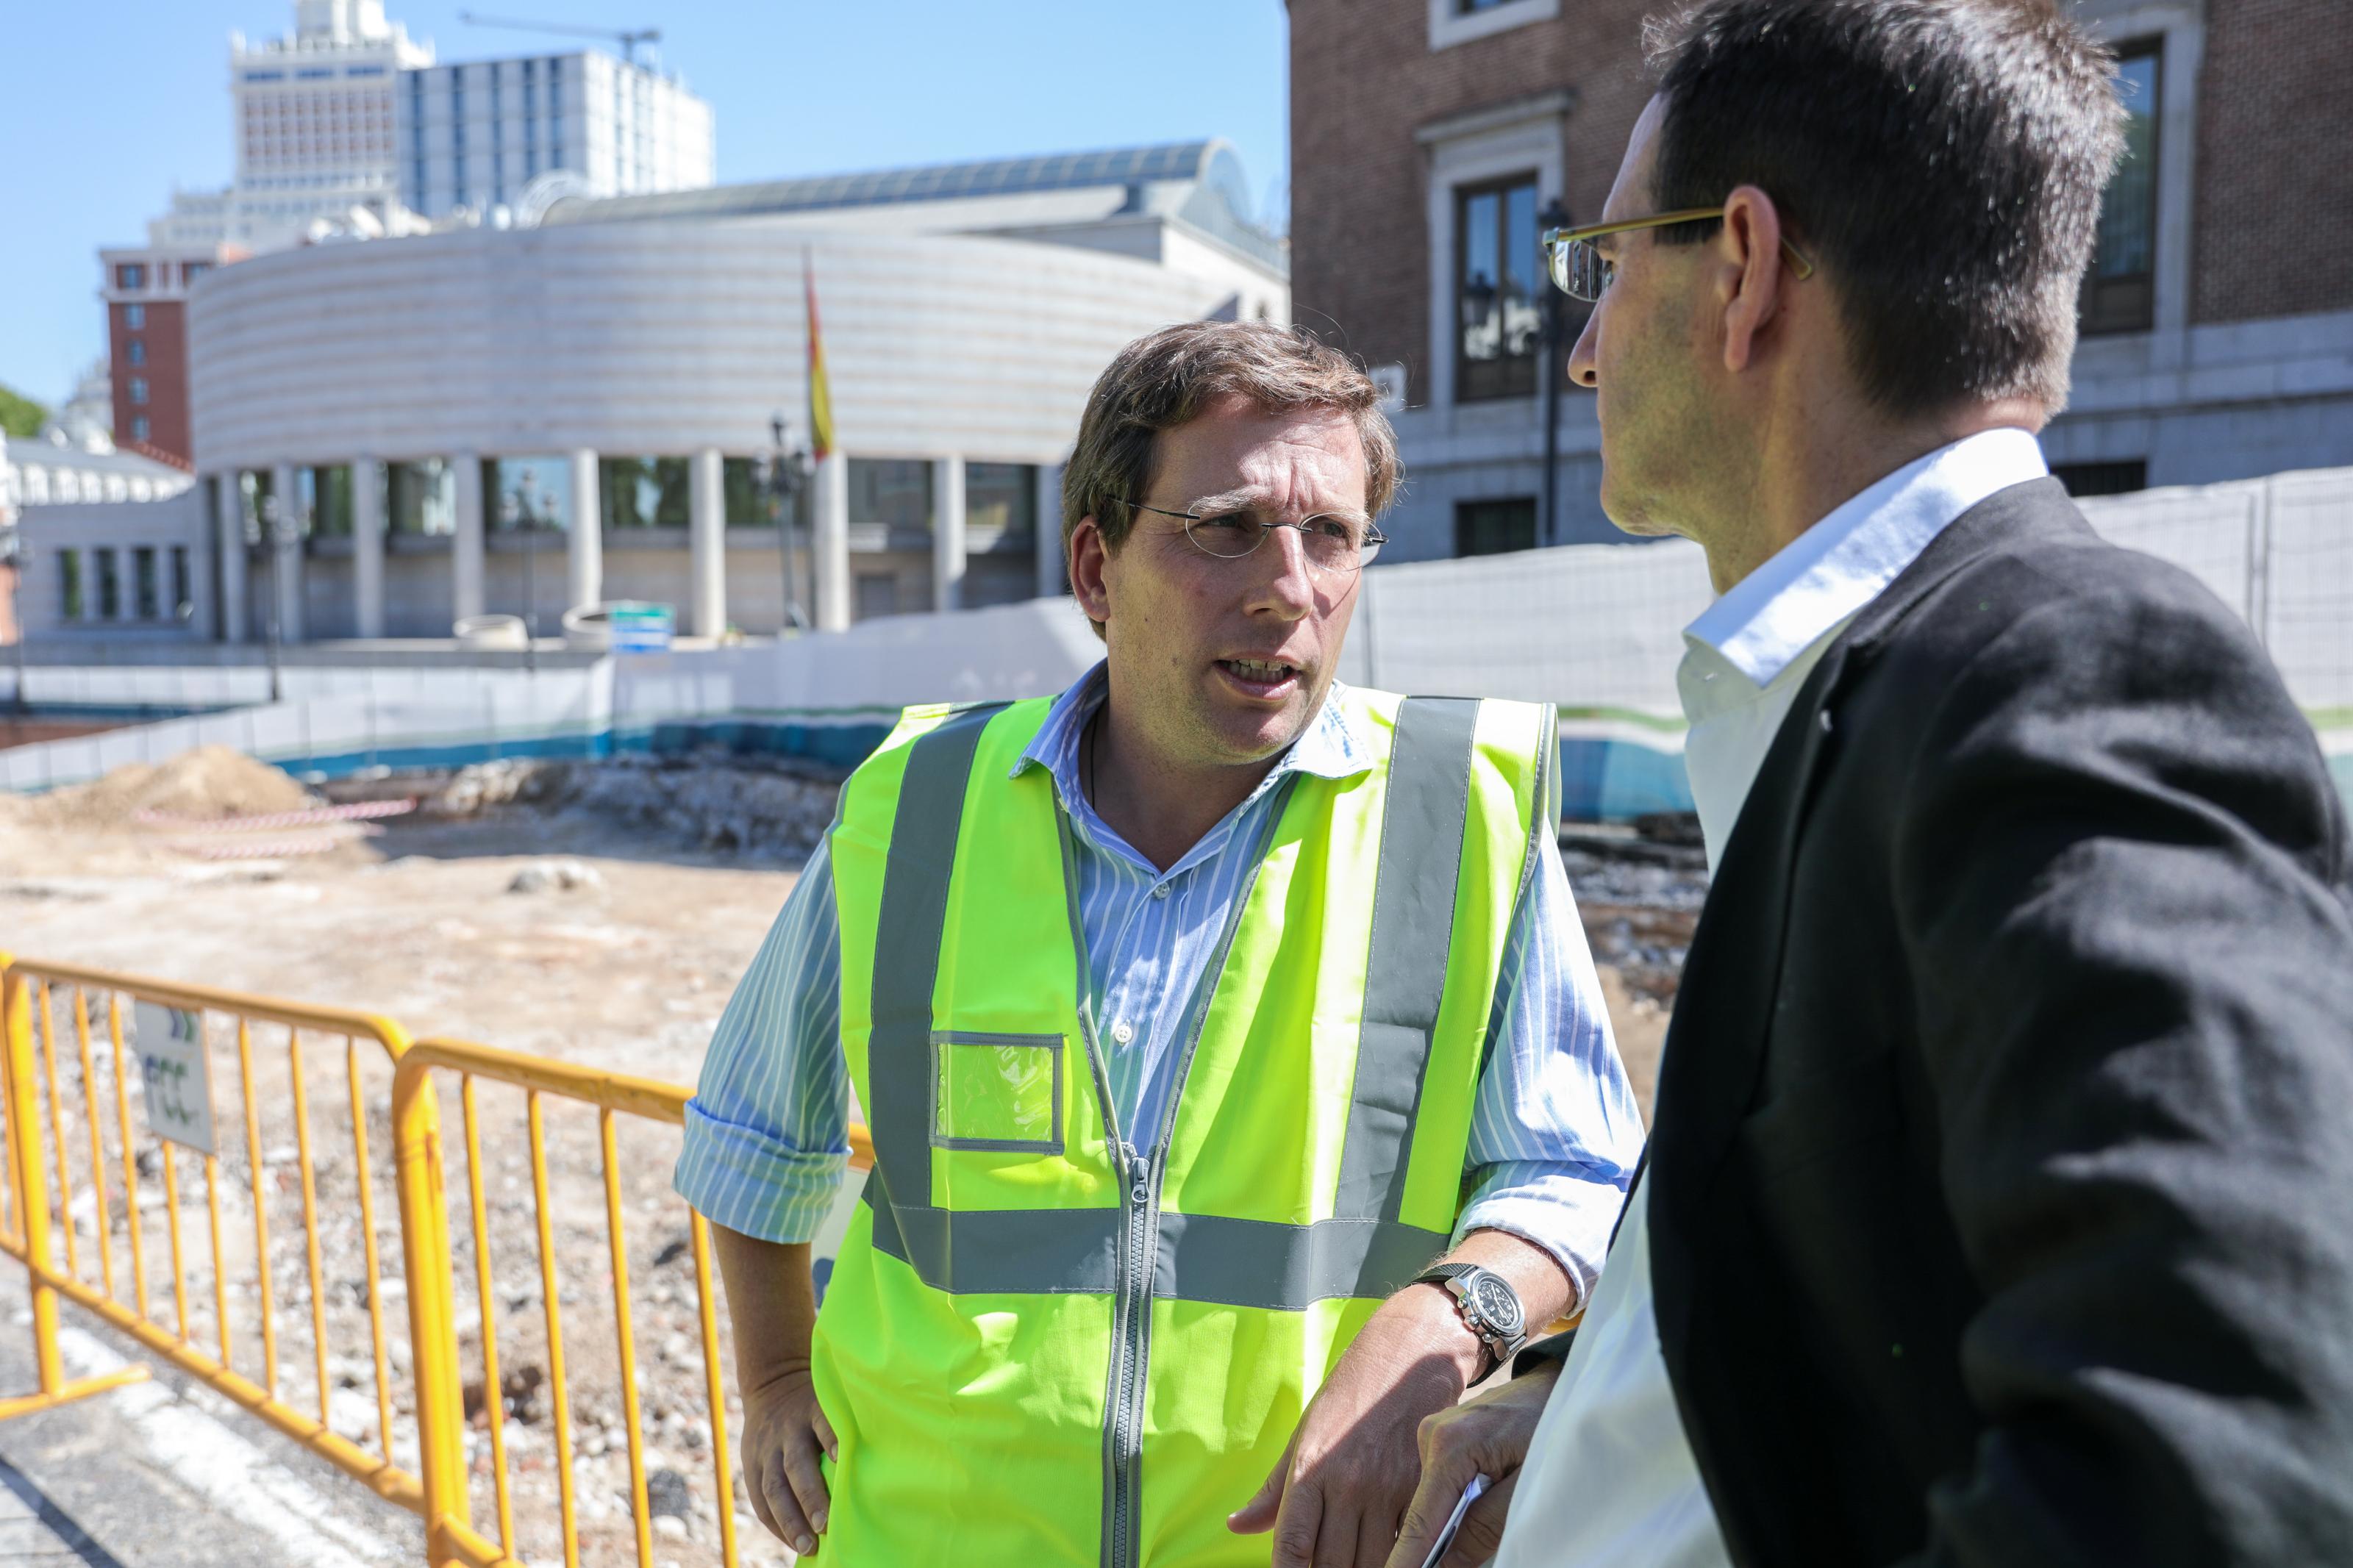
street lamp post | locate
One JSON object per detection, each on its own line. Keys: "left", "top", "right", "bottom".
{"left": 260, "top": 490, "right": 288, "bottom": 703}
{"left": 1537, "top": 198, "right": 1572, "bottom": 548}
{"left": 760, "top": 412, "right": 815, "bottom": 635}
{"left": 513, "top": 468, "right": 540, "bottom": 673}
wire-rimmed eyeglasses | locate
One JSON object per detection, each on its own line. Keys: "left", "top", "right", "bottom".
{"left": 1123, "top": 499, "right": 1387, "bottom": 576}
{"left": 1540, "top": 206, "right": 1818, "bottom": 302}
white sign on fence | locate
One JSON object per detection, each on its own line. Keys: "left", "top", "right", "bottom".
{"left": 132, "top": 1001, "right": 215, "bottom": 1156}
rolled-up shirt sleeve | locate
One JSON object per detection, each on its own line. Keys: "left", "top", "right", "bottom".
{"left": 1455, "top": 835, "right": 1646, "bottom": 1309}
{"left": 673, "top": 840, "right": 854, "bottom": 1245}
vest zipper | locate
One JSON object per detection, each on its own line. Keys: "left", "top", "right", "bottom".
{"left": 1060, "top": 785, "right": 1291, "bottom": 1568}
{"left": 1082, "top": 799, "right": 1289, "bottom": 1568}
{"left": 1107, "top": 1137, "right": 1154, "bottom": 1568}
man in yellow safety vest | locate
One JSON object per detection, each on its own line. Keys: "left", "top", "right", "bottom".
{"left": 675, "top": 320, "right": 1643, "bottom": 1567}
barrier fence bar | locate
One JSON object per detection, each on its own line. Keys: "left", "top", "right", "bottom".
{"left": 393, "top": 1034, "right": 849, "bottom": 1568}
{"left": 0, "top": 954, "right": 878, "bottom": 1568}
{"left": 0, "top": 955, "right": 445, "bottom": 1520}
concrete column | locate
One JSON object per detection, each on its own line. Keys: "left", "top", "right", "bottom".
{"left": 351, "top": 457, "right": 385, "bottom": 639}
{"left": 688, "top": 446, "right": 726, "bottom": 637}
{"left": 451, "top": 454, "right": 485, "bottom": 626}
{"left": 214, "top": 473, "right": 246, "bottom": 642}
{"left": 932, "top": 454, "right": 966, "bottom": 614}
{"left": 567, "top": 447, "right": 602, "bottom": 612}
{"left": 79, "top": 549, "right": 101, "bottom": 623}
{"left": 1035, "top": 462, "right": 1067, "bottom": 600}
{"left": 813, "top": 452, "right": 851, "bottom": 632}
{"left": 269, "top": 462, "right": 304, "bottom": 643}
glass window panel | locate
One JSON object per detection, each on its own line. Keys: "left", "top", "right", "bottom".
{"left": 2096, "top": 51, "right": 2161, "bottom": 279}
{"left": 239, "top": 471, "right": 265, "bottom": 545}
{"left": 1504, "top": 182, "right": 1540, "bottom": 359}
{"left": 390, "top": 459, "right": 454, "bottom": 534}
{"left": 1455, "top": 497, "right": 1538, "bottom": 557}
{"left": 2082, "top": 43, "right": 2160, "bottom": 334}
{"left": 1460, "top": 189, "right": 1501, "bottom": 345}
{"left": 134, "top": 547, "right": 158, "bottom": 619}
{"left": 1458, "top": 176, "right": 1540, "bottom": 400}
{"left": 597, "top": 457, "right": 688, "bottom": 528}
{"left": 96, "top": 549, "right": 121, "bottom": 618}
{"left": 966, "top": 462, "right": 1038, "bottom": 543}
{"left": 651, "top": 457, "right": 691, "bottom": 527}
{"left": 490, "top": 456, "right": 569, "bottom": 531}
{"left": 599, "top": 457, "right": 650, "bottom": 529}
{"left": 58, "top": 551, "right": 82, "bottom": 619}
{"left": 724, "top": 457, "right": 768, "bottom": 527}
{"left": 848, "top": 459, "right": 935, "bottom": 531}
{"left": 288, "top": 467, "right": 318, "bottom": 539}
{"left": 311, "top": 465, "right": 354, "bottom": 537}
{"left": 171, "top": 546, "right": 190, "bottom": 617}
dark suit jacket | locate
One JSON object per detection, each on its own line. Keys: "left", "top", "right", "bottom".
{"left": 1549, "top": 479, "right": 2353, "bottom": 1567}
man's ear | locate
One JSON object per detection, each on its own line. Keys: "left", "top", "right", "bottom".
{"left": 1718, "top": 184, "right": 1790, "bottom": 376}
{"left": 1068, "top": 517, "right": 1112, "bottom": 627}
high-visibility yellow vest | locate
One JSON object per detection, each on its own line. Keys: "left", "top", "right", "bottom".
{"left": 816, "top": 687, "right": 1557, "bottom": 1567}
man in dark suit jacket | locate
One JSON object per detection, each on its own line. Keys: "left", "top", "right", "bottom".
{"left": 1384, "top": 3, "right": 2353, "bottom": 1566}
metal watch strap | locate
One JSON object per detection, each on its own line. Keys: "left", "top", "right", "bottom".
{"left": 1413, "top": 1264, "right": 1522, "bottom": 1370}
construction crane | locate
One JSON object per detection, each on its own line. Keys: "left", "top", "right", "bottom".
{"left": 457, "top": 11, "right": 661, "bottom": 67}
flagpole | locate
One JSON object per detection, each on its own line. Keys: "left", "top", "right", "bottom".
{"left": 804, "top": 248, "right": 847, "bottom": 631}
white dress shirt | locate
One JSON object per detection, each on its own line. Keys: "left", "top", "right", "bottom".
{"left": 1492, "top": 429, "right": 2050, "bottom": 1568}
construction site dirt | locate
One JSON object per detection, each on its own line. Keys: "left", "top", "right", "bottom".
{"left": 0, "top": 751, "right": 1696, "bottom": 1567}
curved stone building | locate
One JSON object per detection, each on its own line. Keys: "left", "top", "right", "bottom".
{"left": 186, "top": 141, "right": 1288, "bottom": 642}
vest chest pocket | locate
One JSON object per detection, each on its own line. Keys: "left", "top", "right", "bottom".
{"left": 929, "top": 1031, "right": 1065, "bottom": 1153}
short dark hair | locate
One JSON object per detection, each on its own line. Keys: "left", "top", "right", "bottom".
{"left": 1646, "top": 0, "right": 2124, "bottom": 415}
{"left": 1063, "top": 320, "right": 1402, "bottom": 561}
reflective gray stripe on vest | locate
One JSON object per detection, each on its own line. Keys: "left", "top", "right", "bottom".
{"left": 1154, "top": 1211, "right": 1449, "bottom": 1309}
{"left": 865, "top": 702, "right": 1010, "bottom": 1215}
{"left": 1332, "top": 696, "right": 1479, "bottom": 1223}
{"left": 863, "top": 1175, "right": 1450, "bottom": 1310}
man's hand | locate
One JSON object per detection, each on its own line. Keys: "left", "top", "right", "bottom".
{"left": 1228, "top": 1281, "right": 1478, "bottom": 1568}
{"left": 1230, "top": 1229, "right": 1574, "bottom": 1567}
{"left": 707, "top": 1226, "right": 829, "bottom": 1556}
{"left": 739, "top": 1365, "right": 838, "bottom": 1557}
{"left": 1382, "top": 1360, "right": 1559, "bottom": 1568}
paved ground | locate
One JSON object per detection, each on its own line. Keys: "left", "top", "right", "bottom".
{"left": 0, "top": 1456, "right": 124, "bottom": 1568}
{"left": 0, "top": 1314, "right": 414, "bottom": 1568}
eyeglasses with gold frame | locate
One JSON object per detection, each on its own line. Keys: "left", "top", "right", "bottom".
{"left": 1540, "top": 207, "right": 1818, "bottom": 302}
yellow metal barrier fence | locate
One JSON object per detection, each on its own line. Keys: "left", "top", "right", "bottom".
{"left": 0, "top": 953, "right": 460, "bottom": 1524}
{"left": 0, "top": 954, "right": 872, "bottom": 1568}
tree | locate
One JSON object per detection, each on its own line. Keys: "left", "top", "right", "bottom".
{"left": 0, "top": 383, "right": 48, "bottom": 440}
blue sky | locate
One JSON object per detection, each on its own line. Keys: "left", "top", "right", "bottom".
{"left": 0, "top": 0, "right": 1290, "bottom": 410}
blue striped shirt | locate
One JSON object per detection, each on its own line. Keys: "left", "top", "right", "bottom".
{"left": 674, "top": 665, "right": 1644, "bottom": 1302}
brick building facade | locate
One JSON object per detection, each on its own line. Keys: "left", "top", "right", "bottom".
{"left": 99, "top": 248, "right": 229, "bottom": 468}
{"left": 1290, "top": 0, "right": 2353, "bottom": 562}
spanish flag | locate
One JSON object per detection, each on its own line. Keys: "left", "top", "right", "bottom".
{"left": 805, "top": 251, "right": 835, "bottom": 462}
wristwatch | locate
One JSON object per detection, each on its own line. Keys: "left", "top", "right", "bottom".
{"left": 1413, "top": 1263, "right": 1527, "bottom": 1371}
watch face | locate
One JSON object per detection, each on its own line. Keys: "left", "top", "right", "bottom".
{"left": 1470, "top": 1273, "right": 1524, "bottom": 1335}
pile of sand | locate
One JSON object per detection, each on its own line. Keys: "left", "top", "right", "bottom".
{"left": 32, "top": 746, "right": 322, "bottom": 828}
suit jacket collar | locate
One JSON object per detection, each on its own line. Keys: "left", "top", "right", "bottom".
{"left": 1646, "top": 476, "right": 2080, "bottom": 1314}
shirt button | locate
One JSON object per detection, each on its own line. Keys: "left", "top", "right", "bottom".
{"left": 1151, "top": 882, "right": 1171, "bottom": 900}
{"left": 1111, "top": 1020, "right": 1135, "bottom": 1045}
